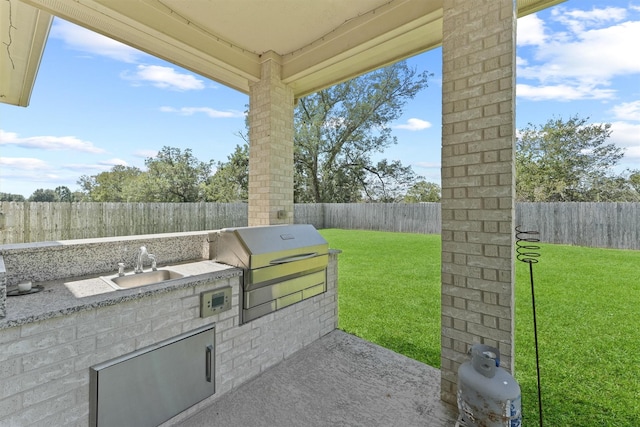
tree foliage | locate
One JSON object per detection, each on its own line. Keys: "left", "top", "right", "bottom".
{"left": 628, "top": 170, "right": 640, "bottom": 194}
{"left": 78, "top": 166, "right": 143, "bottom": 202}
{"left": 29, "top": 188, "right": 58, "bottom": 202}
{"left": 361, "top": 159, "right": 420, "bottom": 202}
{"left": 22, "top": 186, "right": 79, "bottom": 202}
{"left": 138, "top": 146, "right": 212, "bottom": 202}
{"left": 404, "top": 180, "right": 441, "bottom": 203}
{"left": 54, "top": 186, "right": 75, "bottom": 202}
{"left": 76, "top": 148, "right": 213, "bottom": 202}
{"left": 0, "top": 193, "right": 26, "bottom": 202}
{"left": 204, "top": 144, "right": 249, "bottom": 202}
{"left": 516, "top": 115, "right": 637, "bottom": 202}
{"left": 294, "top": 61, "right": 431, "bottom": 203}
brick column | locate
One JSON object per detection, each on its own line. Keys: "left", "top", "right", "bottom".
{"left": 248, "top": 52, "right": 295, "bottom": 226}
{"left": 440, "top": 0, "right": 517, "bottom": 404}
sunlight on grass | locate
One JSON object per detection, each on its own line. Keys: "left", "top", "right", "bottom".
{"left": 320, "top": 229, "right": 442, "bottom": 367}
{"left": 320, "top": 229, "right": 640, "bottom": 427}
{"left": 515, "top": 243, "right": 640, "bottom": 426}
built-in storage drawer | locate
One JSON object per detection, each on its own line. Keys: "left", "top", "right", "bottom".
{"left": 90, "top": 324, "right": 215, "bottom": 427}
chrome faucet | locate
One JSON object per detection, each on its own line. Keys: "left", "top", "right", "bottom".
{"left": 135, "top": 246, "right": 156, "bottom": 273}
{"left": 148, "top": 254, "right": 157, "bottom": 271}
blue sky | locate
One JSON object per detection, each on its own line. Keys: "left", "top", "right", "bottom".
{"left": 1, "top": 0, "right": 639, "bottom": 198}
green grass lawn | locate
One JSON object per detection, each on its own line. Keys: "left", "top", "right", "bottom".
{"left": 319, "top": 228, "right": 640, "bottom": 427}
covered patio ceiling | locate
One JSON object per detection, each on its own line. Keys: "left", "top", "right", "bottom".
{"left": 2, "top": 0, "right": 564, "bottom": 107}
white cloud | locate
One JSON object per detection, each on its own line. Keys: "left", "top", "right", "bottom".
{"left": 519, "top": 21, "right": 640, "bottom": 83}
{"left": 394, "top": 118, "right": 432, "bottom": 131}
{"left": 63, "top": 158, "right": 128, "bottom": 172}
{"left": 50, "top": 19, "right": 143, "bottom": 63}
{"left": 413, "top": 162, "right": 440, "bottom": 169}
{"left": 0, "top": 157, "right": 49, "bottom": 170}
{"left": 160, "top": 106, "right": 245, "bottom": 118}
{"left": 0, "top": 158, "right": 62, "bottom": 192}
{"left": 517, "top": 6, "right": 640, "bottom": 102}
{"left": 0, "top": 130, "right": 105, "bottom": 154}
{"left": 608, "top": 102, "right": 640, "bottom": 165}
{"left": 551, "top": 6, "right": 627, "bottom": 33}
{"left": 63, "top": 163, "right": 110, "bottom": 172}
{"left": 516, "top": 83, "right": 616, "bottom": 101}
{"left": 622, "top": 147, "right": 640, "bottom": 162}
{"left": 134, "top": 150, "right": 159, "bottom": 159}
{"left": 100, "top": 158, "right": 129, "bottom": 167}
{"left": 50, "top": 20, "right": 209, "bottom": 92}
{"left": 610, "top": 121, "right": 640, "bottom": 160}
{"left": 516, "top": 56, "right": 529, "bottom": 67}
{"left": 517, "top": 14, "right": 547, "bottom": 46}
{"left": 0, "top": 155, "right": 131, "bottom": 194}
{"left": 121, "top": 65, "right": 205, "bottom": 91}
{"left": 611, "top": 100, "right": 640, "bottom": 121}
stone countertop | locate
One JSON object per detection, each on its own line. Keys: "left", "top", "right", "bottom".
{"left": 0, "top": 260, "right": 241, "bottom": 330}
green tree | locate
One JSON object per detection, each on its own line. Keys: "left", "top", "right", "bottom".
{"left": 54, "top": 186, "right": 76, "bottom": 202}
{"left": 516, "top": 115, "right": 625, "bottom": 201}
{"left": 0, "top": 193, "right": 26, "bottom": 201}
{"left": 139, "top": 146, "right": 213, "bottom": 202}
{"left": 294, "top": 61, "right": 431, "bottom": 203}
{"left": 629, "top": 170, "right": 640, "bottom": 194}
{"left": 29, "top": 188, "right": 58, "bottom": 202}
{"left": 361, "top": 159, "right": 421, "bottom": 202}
{"left": 583, "top": 175, "right": 640, "bottom": 202}
{"left": 205, "top": 144, "right": 249, "bottom": 202}
{"left": 404, "top": 180, "right": 441, "bottom": 203}
{"left": 78, "top": 165, "right": 142, "bottom": 202}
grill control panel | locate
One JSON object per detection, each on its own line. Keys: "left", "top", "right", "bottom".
{"left": 200, "top": 287, "right": 232, "bottom": 318}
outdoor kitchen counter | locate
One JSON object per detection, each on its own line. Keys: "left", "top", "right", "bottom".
{"left": 0, "top": 260, "right": 241, "bottom": 329}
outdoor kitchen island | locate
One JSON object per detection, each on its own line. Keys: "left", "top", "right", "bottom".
{"left": 0, "top": 227, "right": 340, "bottom": 426}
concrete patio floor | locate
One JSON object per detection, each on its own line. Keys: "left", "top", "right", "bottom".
{"left": 171, "top": 330, "right": 458, "bottom": 427}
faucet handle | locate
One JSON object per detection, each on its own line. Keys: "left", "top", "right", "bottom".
{"left": 118, "top": 262, "right": 126, "bottom": 276}
{"left": 148, "top": 254, "right": 157, "bottom": 271}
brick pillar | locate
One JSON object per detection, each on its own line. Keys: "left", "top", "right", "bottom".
{"left": 440, "top": 0, "right": 517, "bottom": 404}
{"left": 248, "top": 52, "right": 295, "bottom": 226}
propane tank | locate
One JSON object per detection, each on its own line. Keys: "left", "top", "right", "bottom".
{"left": 456, "top": 344, "right": 522, "bottom": 427}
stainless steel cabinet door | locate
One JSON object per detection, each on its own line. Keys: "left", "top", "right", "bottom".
{"left": 90, "top": 324, "right": 215, "bottom": 427}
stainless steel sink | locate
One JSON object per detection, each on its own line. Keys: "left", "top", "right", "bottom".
{"left": 103, "top": 270, "right": 184, "bottom": 290}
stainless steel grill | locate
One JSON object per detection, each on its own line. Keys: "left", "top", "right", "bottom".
{"left": 211, "top": 224, "right": 329, "bottom": 323}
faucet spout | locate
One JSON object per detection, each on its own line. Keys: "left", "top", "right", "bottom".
{"left": 135, "top": 246, "right": 148, "bottom": 274}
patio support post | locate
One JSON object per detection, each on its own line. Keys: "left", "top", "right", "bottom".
{"left": 247, "top": 51, "right": 295, "bottom": 226}
{"left": 440, "top": 0, "right": 517, "bottom": 405}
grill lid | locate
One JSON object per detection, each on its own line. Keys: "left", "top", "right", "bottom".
{"left": 213, "top": 224, "right": 328, "bottom": 269}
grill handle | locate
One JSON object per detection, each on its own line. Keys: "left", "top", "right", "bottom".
{"left": 205, "top": 344, "right": 213, "bottom": 383}
{"left": 269, "top": 252, "right": 318, "bottom": 265}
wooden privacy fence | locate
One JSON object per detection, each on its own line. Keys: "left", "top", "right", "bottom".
{"left": 0, "top": 202, "right": 638, "bottom": 250}
{"left": 0, "top": 202, "right": 247, "bottom": 244}
{"left": 515, "top": 202, "right": 640, "bottom": 251}
{"left": 300, "top": 203, "right": 442, "bottom": 235}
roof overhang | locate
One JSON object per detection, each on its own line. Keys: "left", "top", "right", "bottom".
{"left": 0, "top": 0, "right": 52, "bottom": 106}
{"left": 1, "top": 0, "right": 565, "bottom": 107}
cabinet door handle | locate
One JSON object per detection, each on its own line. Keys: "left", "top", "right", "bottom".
{"left": 206, "top": 345, "right": 213, "bottom": 383}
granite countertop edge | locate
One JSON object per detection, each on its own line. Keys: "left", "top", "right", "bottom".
{"left": 1, "top": 260, "right": 241, "bottom": 330}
